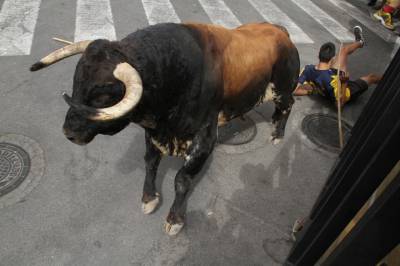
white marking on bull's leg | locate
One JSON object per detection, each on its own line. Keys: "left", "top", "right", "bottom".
{"left": 141, "top": 0, "right": 180, "bottom": 25}
{"left": 151, "top": 138, "right": 169, "bottom": 155}
{"left": 218, "top": 111, "right": 228, "bottom": 126}
{"left": 269, "top": 136, "right": 282, "bottom": 145}
{"left": 142, "top": 192, "right": 160, "bottom": 214}
{"left": 263, "top": 83, "right": 276, "bottom": 102}
{"left": 291, "top": 0, "right": 353, "bottom": 42}
{"left": 0, "top": 0, "right": 41, "bottom": 56}
{"left": 248, "top": 0, "right": 313, "bottom": 44}
{"left": 198, "top": 0, "right": 241, "bottom": 29}
{"left": 164, "top": 221, "right": 185, "bottom": 236}
{"left": 75, "top": 0, "right": 116, "bottom": 41}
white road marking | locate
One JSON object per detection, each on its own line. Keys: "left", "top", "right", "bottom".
{"left": 75, "top": 0, "right": 116, "bottom": 41}
{"left": 391, "top": 36, "right": 400, "bottom": 58}
{"left": 291, "top": 0, "right": 354, "bottom": 42}
{"left": 141, "top": 0, "right": 180, "bottom": 25}
{"left": 248, "top": 0, "right": 313, "bottom": 43}
{"left": 272, "top": 166, "right": 280, "bottom": 189}
{"left": 328, "top": 0, "right": 399, "bottom": 43}
{"left": 198, "top": 0, "right": 241, "bottom": 28}
{"left": 0, "top": 0, "right": 41, "bottom": 55}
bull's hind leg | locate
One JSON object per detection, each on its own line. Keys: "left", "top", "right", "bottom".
{"left": 164, "top": 117, "right": 218, "bottom": 236}
{"left": 271, "top": 93, "right": 294, "bottom": 144}
{"left": 142, "top": 131, "right": 162, "bottom": 214}
{"left": 270, "top": 48, "right": 299, "bottom": 144}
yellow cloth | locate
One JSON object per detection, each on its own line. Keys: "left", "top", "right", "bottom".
{"left": 330, "top": 75, "right": 351, "bottom": 103}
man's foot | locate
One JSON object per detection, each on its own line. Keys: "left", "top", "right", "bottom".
{"left": 373, "top": 10, "right": 395, "bottom": 30}
{"left": 353, "top": 26, "right": 365, "bottom": 47}
{"left": 367, "top": 0, "right": 377, "bottom": 7}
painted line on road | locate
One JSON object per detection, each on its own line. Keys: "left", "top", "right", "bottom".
{"left": 0, "top": 0, "right": 42, "bottom": 56}
{"left": 75, "top": 0, "right": 116, "bottom": 41}
{"left": 391, "top": 37, "right": 400, "bottom": 58}
{"left": 198, "top": 0, "right": 241, "bottom": 28}
{"left": 328, "top": 0, "right": 398, "bottom": 43}
{"left": 291, "top": 0, "right": 354, "bottom": 42}
{"left": 141, "top": 0, "right": 180, "bottom": 25}
{"left": 248, "top": 0, "right": 313, "bottom": 43}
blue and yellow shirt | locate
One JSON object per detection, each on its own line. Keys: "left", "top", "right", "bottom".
{"left": 298, "top": 65, "right": 350, "bottom": 103}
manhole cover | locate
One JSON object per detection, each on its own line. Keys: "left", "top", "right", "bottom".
{"left": 0, "top": 134, "right": 45, "bottom": 208}
{"left": 217, "top": 115, "right": 257, "bottom": 145}
{"left": 302, "top": 113, "right": 352, "bottom": 153}
{"left": 0, "top": 143, "right": 31, "bottom": 197}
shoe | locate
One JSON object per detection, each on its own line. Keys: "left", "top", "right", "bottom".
{"left": 367, "top": 0, "right": 377, "bottom": 7}
{"left": 353, "top": 26, "right": 365, "bottom": 47}
{"left": 373, "top": 10, "right": 395, "bottom": 30}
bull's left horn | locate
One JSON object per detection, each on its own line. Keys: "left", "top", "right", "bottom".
{"left": 88, "top": 62, "right": 143, "bottom": 121}
{"left": 30, "top": 40, "right": 92, "bottom": 71}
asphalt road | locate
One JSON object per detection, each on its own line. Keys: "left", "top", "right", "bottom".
{"left": 0, "top": 0, "right": 397, "bottom": 265}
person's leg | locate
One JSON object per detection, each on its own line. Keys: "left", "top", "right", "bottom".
{"left": 373, "top": 0, "right": 399, "bottom": 30}
{"left": 331, "top": 26, "right": 364, "bottom": 73}
{"left": 368, "top": 0, "right": 378, "bottom": 7}
{"left": 360, "top": 73, "right": 382, "bottom": 85}
{"left": 348, "top": 74, "right": 382, "bottom": 102}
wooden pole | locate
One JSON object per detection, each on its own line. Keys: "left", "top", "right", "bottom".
{"left": 52, "top": 37, "right": 73, "bottom": 45}
{"left": 336, "top": 42, "right": 344, "bottom": 149}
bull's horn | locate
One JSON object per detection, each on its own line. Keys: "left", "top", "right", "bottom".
{"left": 88, "top": 62, "right": 143, "bottom": 121}
{"left": 30, "top": 40, "right": 92, "bottom": 71}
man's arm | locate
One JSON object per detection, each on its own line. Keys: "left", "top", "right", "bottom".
{"left": 294, "top": 83, "right": 315, "bottom": 96}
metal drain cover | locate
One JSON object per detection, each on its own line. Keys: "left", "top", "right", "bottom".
{"left": 0, "top": 134, "right": 45, "bottom": 208}
{"left": 217, "top": 115, "right": 257, "bottom": 145}
{"left": 302, "top": 113, "right": 352, "bottom": 153}
{"left": 0, "top": 143, "right": 31, "bottom": 197}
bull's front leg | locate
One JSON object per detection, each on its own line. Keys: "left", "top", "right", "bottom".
{"left": 164, "top": 121, "right": 217, "bottom": 236}
{"left": 142, "top": 131, "right": 162, "bottom": 214}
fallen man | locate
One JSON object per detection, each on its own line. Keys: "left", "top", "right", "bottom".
{"left": 294, "top": 26, "right": 382, "bottom": 107}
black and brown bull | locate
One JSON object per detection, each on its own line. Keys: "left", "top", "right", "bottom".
{"left": 30, "top": 22, "right": 300, "bottom": 235}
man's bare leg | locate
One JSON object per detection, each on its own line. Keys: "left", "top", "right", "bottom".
{"left": 360, "top": 73, "right": 382, "bottom": 85}
{"left": 332, "top": 26, "right": 364, "bottom": 73}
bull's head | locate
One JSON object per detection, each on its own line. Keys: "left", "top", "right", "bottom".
{"left": 30, "top": 40, "right": 143, "bottom": 145}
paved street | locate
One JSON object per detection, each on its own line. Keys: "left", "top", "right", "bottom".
{"left": 0, "top": 0, "right": 398, "bottom": 265}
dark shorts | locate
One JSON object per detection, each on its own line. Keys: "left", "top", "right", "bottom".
{"left": 348, "top": 78, "right": 369, "bottom": 101}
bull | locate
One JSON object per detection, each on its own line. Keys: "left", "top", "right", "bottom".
{"left": 30, "top": 22, "right": 300, "bottom": 235}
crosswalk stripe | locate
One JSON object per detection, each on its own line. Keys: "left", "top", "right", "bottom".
{"left": 75, "top": 0, "right": 116, "bottom": 41}
{"left": 141, "top": 0, "right": 180, "bottom": 25}
{"left": 328, "top": 0, "right": 398, "bottom": 43}
{"left": 198, "top": 0, "right": 241, "bottom": 28}
{"left": 248, "top": 0, "right": 313, "bottom": 44}
{"left": 0, "top": 0, "right": 41, "bottom": 56}
{"left": 291, "top": 0, "right": 354, "bottom": 43}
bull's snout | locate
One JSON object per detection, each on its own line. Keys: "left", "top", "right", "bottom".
{"left": 62, "top": 128, "right": 91, "bottom": 145}
{"left": 63, "top": 128, "right": 77, "bottom": 142}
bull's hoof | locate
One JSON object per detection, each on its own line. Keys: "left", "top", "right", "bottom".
{"left": 142, "top": 193, "right": 160, "bottom": 214}
{"left": 164, "top": 221, "right": 184, "bottom": 236}
{"left": 269, "top": 136, "right": 282, "bottom": 145}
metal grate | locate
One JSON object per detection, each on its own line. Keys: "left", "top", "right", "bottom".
{"left": 0, "top": 143, "right": 31, "bottom": 197}
{"left": 302, "top": 113, "right": 352, "bottom": 153}
{"left": 217, "top": 115, "right": 257, "bottom": 145}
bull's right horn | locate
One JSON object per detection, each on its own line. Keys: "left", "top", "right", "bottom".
{"left": 30, "top": 40, "right": 92, "bottom": 71}
{"left": 87, "top": 62, "right": 143, "bottom": 121}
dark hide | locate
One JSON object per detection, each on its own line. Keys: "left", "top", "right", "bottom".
{"left": 31, "top": 22, "right": 299, "bottom": 234}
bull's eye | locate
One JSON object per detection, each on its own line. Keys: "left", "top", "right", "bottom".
{"left": 87, "top": 82, "right": 124, "bottom": 108}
